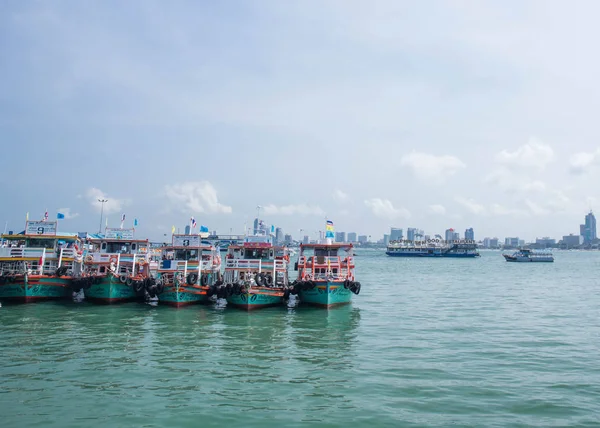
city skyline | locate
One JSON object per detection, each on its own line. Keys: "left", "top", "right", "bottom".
{"left": 3, "top": 2, "right": 600, "bottom": 242}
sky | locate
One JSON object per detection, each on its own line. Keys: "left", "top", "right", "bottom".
{"left": 1, "top": 0, "right": 600, "bottom": 242}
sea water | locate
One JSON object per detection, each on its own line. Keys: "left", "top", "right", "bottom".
{"left": 1, "top": 249, "right": 600, "bottom": 427}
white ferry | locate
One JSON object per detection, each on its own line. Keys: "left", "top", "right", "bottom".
{"left": 386, "top": 239, "right": 480, "bottom": 258}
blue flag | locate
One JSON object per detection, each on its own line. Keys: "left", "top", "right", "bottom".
{"left": 57, "top": 213, "right": 65, "bottom": 219}
{"left": 134, "top": 218, "right": 138, "bottom": 227}
{"left": 271, "top": 225, "right": 275, "bottom": 233}
{"left": 200, "top": 225, "right": 209, "bottom": 233}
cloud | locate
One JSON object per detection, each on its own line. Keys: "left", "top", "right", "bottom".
{"left": 489, "top": 204, "right": 528, "bottom": 217}
{"left": 164, "top": 181, "right": 232, "bottom": 214}
{"left": 485, "top": 169, "right": 547, "bottom": 193}
{"left": 333, "top": 189, "right": 349, "bottom": 202}
{"left": 86, "top": 188, "right": 126, "bottom": 214}
{"left": 428, "top": 204, "right": 447, "bottom": 215}
{"left": 364, "top": 198, "right": 411, "bottom": 219}
{"left": 569, "top": 148, "right": 600, "bottom": 174}
{"left": 56, "top": 207, "right": 79, "bottom": 219}
{"left": 262, "top": 204, "right": 324, "bottom": 216}
{"left": 495, "top": 138, "right": 554, "bottom": 170}
{"left": 455, "top": 197, "right": 486, "bottom": 215}
{"left": 524, "top": 199, "right": 550, "bottom": 216}
{"left": 400, "top": 151, "right": 466, "bottom": 184}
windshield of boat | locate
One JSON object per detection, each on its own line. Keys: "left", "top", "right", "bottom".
{"left": 105, "top": 242, "right": 135, "bottom": 254}
{"left": 174, "top": 249, "right": 199, "bottom": 261}
{"left": 244, "top": 248, "right": 271, "bottom": 259}
{"left": 26, "top": 238, "right": 56, "bottom": 249}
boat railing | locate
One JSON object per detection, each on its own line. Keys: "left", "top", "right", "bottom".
{"left": 0, "top": 247, "right": 47, "bottom": 259}
{"left": 225, "top": 259, "right": 287, "bottom": 271}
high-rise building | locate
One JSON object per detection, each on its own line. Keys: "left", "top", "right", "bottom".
{"left": 407, "top": 228, "right": 417, "bottom": 241}
{"left": 284, "top": 234, "right": 292, "bottom": 245}
{"left": 253, "top": 218, "right": 259, "bottom": 234}
{"left": 383, "top": 234, "right": 390, "bottom": 246}
{"left": 390, "top": 228, "right": 403, "bottom": 241}
{"left": 303, "top": 235, "right": 309, "bottom": 244}
{"left": 580, "top": 211, "right": 597, "bottom": 243}
{"left": 465, "top": 228, "right": 474, "bottom": 241}
{"left": 562, "top": 234, "right": 583, "bottom": 247}
{"left": 445, "top": 228, "right": 459, "bottom": 242}
{"left": 335, "top": 232, "right": 346, "bottom": 243}
{"left": 358, "top": 235, "right": 368, "bottom": 244}
{"left": 184, "top": 225, "right": 190, "bottom": 235}
{"left": 347, "top": 232, "right": 357, "bottom": 242}
{"left": 275, "top": 227, "right": 284, "bottom": 245}
{"left": 504, "top": 237, "right": 520, "bottom": 248}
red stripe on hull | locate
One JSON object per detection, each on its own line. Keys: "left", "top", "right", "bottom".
{"left": 162, "top": 300, "right": 204, "bottom": 307}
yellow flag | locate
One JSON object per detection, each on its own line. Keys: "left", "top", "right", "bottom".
{"left": 26, "top": 212, "right": 29, "bottom": 221}
{"left": 171, "top": 225, "right": 175, "bottom": 234}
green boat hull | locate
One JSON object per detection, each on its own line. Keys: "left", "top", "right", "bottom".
{"left": 159, "top": 285, "right": 208, "bottom": 307}
{"left": 226, "top": 291, "right": 283, "bottom": 310}
{"left": 84, "top": 276, "right": 138, "bottom": 304}
{"left": 299, "top": 281, "right": 353, "bottom": 308}
{"left": 0, "top": 275, "right": 71, "bottom": 303}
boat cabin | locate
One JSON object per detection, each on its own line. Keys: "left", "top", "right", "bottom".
{"left": 84, "top": 228, "right": 150, "bottom": 278}
{"left": 0, "top": 221, "right": 82, "bottom": 276}
{"left": 157, "top": 235, "right": 220, "bottom": 286}
{"left": 297, "top": 243, "right": 354, "bottom": 282}
{"left": 223, "top": 234, "right": 289, "bottom": 287}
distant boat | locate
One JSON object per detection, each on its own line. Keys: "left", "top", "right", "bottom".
{"left": 386, "top": 239, "right": 480, "bottom": 258}
{"left": 503, "top": 248, "right": 554, "bottom": 263}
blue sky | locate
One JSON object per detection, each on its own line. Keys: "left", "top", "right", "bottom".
{"left": 2, "top": 0, "right": 600, "bottom": 241}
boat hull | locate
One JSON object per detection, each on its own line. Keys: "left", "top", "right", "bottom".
{"left": 503, "top": 255, "right": 554, "bottom": 262}
{"left": 299, "top": 281, "right": 353, "bottom": 308}
{"left": 226, "top": 291, "right": 283, "bottom": 310}
{"left": 0, "top": 275, "right": 71, "bottom": 303}
{"left": 84, "top": 276, "right": 138, "bottom": 304}
{"left": 160, "top": 285, "right": 208, "bottom": 307}
{"left": 386, "top": 252, "right": 479, "bottom": 258}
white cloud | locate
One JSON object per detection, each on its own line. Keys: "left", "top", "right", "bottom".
{"left": 86, "top": 188, "right": 126, "bottom": 214}
{"left": 164, "top": 181, "right": 232, "bottom": 214}
{"left": 489, "top": 204, "right": 528, "bottom": 217}
{"left": 333, "top": 189, "right": 349, "bottom": 202}
{"left": 484, "top": 168, "right": 547, "bottom": 194}
{"left": 428, "top": 204, "right": 446, "bottom": 215}
{"left": 495, "top": 138, "right": 554, "bottom": 170}
{"left": 262, "top": 204, "right": 324, "bottom": 216}
{"left": 524, "top": 199, "right": 550, "bottom": 216}
{"left": 455, "top": 197, "right": 486, "bottom": 215}
{"left": 364, "top": 198, "right": 411, "bottom": 219}
{"left": 57, "top": 207, "right": 79, "bottom": 219}
{"left": 400, "top": 151, "right": 466, "bottom": 184}
{"left": 569, "top": 148, "right": 600, "bottom": 174}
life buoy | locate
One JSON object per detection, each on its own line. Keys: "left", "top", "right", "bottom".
{"left": 85, "top": 255, "right": 93, "bottom": 263}
{"left": 109, "top": 255, "right": 118, "bottom": 265}
{"left": 186, "top": 272, "right": 198, "bottom": 285}
{"left": 255, "top": 273, "right": 265, "bottom": 286}
{"left": 284, "top": 254, "right": 290, "bottom": 263}
{"left": 213, "top": 256, "right": 221, "bottom": 266}
{"left": 264, "top": 274, "right": 273, "bottom": 287}
{"left": 138, "top": 259, "right": 146, "bottom": 266}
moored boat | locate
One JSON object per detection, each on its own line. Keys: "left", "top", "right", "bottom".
{"left": 81, "top": 228, "right": 152, "bottom": 303}
{"left": 222, "top": 231, "right": 291, "bottom": 310}
{"left": 0, "top": 220, "right": 84, "bottom": 303}
{"left": 503, "top": 248, "right": 554, "bottom": 262}
{"left": 294, "top": 242, "right": 359, "bottom": 308}
{"left": 386, "top": 239, "right": 480, "bottom": 258}
{"left": 157, "top": 234, "right": 222, "bottom": 307}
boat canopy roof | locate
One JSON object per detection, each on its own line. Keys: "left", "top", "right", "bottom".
{"left": 1, "top": 232, "right": 80, "bottom": 241}
{"left": 300, "top": 243, "right": 353, "bottom": 249}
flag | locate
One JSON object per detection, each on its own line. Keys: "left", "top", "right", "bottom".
{"left": 121, "top": 213, "right": 126, "bottom": 222}
{"left": 134, "top": 218, "right": 138, "bottom": 227}
{"left": 43, "top": 210, "right": 48, "bottom": 222}
{"left": 57, "top": 213, "right": 65, "bottom": 219}
{"left": 271, "top": 225, "right": 275, "bottom": 233}
{"left": 191, "top": 217, "right": 197, "bottom": 228}
{"left": 325, "top": 220, "right": 334, "bottom": 238}
{"left": 200, "top": 225, "right": 209, "bottom": 233}
{"left": 171, "top": 225, "right": 176, "bottom": 234}
{"left": 26, "top": 212, "right": 29, "bottom": 221}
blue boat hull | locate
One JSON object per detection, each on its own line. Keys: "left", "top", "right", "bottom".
{"left": 299, "top": 281, "right": 353, "bottom": 308}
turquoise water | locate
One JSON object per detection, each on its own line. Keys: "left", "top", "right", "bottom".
{"left": 2, "top": 249, "right": 600, "bottom": 427}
